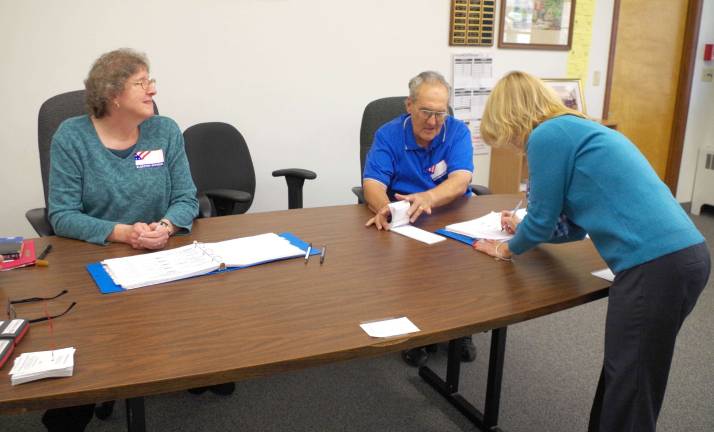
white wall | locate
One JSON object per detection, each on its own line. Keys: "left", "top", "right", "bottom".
{"left": 0, "top": 0, "right": 614, "bottom": 238}
{"left": 677, "top": 0, "right": 714, "bottom": 202}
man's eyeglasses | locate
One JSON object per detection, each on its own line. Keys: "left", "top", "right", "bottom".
{"left": 132, "top": 78, "right": 157, "bottom": 91}
{"left": 417, "top": 108, "right": 448, "bottom": 121}
{"left": 6, "top": 290, "right": 76, "bottom": 324}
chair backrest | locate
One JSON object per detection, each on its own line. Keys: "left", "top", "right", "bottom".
{"left": 37, "top": 90, "right": 87, "bottom": 208}
{"left": 358, "top": 96, "right": 455, "bottom": 177}
{"left": 183, "top": 122, "right": 256, "bottom": 215}
{"left": 37, "top": 90, "right": 159, "bottom": 207}
{"left": 359, "top": 97, "right": 408, "bottom": 177}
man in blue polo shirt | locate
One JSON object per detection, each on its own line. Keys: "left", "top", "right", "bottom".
{"left": 363, "top": 71, "right": 475, "bottom": 367}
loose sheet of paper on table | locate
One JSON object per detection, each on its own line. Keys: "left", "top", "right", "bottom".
{"left": 360, "top": 317, "right": 420, "bottom": 338}
{"left": 388, "top": 201, "right": 446, "bottom": 244}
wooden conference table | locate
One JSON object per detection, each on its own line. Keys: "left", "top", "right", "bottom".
{"left": 0, "top": 196, "right": 610, "bottom": 431}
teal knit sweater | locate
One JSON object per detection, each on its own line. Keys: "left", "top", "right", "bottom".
{"left": 508, "top": 115, "right": 703, "bottom": 273}
{"left": 48, "top": 115, "right": 198, "bottom": 245}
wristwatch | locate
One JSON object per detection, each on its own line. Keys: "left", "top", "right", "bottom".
{"left": 159, "top": 219, "right": 173, "bottom": 235}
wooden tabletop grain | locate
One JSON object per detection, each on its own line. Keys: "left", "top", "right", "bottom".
{"left": 0, "top": 195, "right": 609, "bottom": 413}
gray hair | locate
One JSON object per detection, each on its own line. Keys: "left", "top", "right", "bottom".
{"left": 408, "top": 71, "right": 451, "bottom": 100}
{"left": 84, "top": 48, "right": 149, "bottom": 118}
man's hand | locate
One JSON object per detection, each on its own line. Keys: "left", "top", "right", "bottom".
{"left": 365, "top": 204, "right": 392, "bottom": 230}
{"left": 394, "top": 191, "right": 434, "bottom": 223}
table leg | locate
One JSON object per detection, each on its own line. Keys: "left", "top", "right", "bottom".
{"left": 419, "top": 327, "right": 508, "bottom": 432}
{"left": 125, "top": 397, "right": 146, "bottom": 432}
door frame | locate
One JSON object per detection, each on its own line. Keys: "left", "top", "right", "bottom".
{"left": 602, "top": 0, "right": 704, "bottom": 193}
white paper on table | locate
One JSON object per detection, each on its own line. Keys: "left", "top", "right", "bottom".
{"left": 360, "top": 317, "right": 420, "bottom": 338}
{"left": 9, "top": 347, "right": 75, "bottom": 385}
{"left": 445, "top": 209, "right": 527, "bottom": 240}
{"left": 391, "top": 225, "right": 446, "bottom": 245}
{"left": 387, "top": 201, "right": 445, "bottom": 244}
{"left": 591, "top": 268, "right": 615, "bottom": 282}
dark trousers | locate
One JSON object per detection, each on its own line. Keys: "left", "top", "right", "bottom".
{"left": 588, "top": 242, "right": 710, "bottom": 432}
{"left": 42, "top": 404, "right": 94, "bottom": 432}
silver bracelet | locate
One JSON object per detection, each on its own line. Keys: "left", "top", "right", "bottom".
{"left": 495, "top": 241, "right": 513, "bottom": 262}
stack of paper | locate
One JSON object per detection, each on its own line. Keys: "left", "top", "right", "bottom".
{"left": 445, "top": 209, "right": 527, "bottom": 240}
{"left": 9, "top": 347, "right": 75, "bottom": 385}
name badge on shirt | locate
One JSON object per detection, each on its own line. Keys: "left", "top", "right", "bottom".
{"left": 134, "top": 149, "right": 164, "bottom": 168}
{"left": 428, "top": 160, "right": 448, "bottom": 181}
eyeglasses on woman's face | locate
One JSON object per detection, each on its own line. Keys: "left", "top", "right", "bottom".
{"left": 132, "top": 78, "right": 157, "bottom": 91}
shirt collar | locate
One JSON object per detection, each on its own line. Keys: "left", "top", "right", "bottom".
{"left": 402, "top": 114, "right": 447, "bottom": 152}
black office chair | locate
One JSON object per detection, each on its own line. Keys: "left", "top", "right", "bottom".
{"left": 25, "top": 90, "right": 184, "bottom": 236}
{"left": 355, "top": 97, "right": 484, "bottom": 367}
{"left": 352, "top": 96, "right": 491, "bottom": 204}
{"left": 183, "top": 122, "right": 316, "bottom": 215}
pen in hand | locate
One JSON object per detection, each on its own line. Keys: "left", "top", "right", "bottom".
{"left": 305, "top": 243, "right": 312, "bottom": 264}
{"left": 502, "top": 199, "right": 523, "bottom": 232}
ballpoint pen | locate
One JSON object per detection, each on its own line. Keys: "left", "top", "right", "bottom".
{"left": 502, "top": 199, "right": 523, "bottom": 232}
{"left": 36, "top": 244, "right": 53, "bottom": 267}
{"left": 304, "top": 243, "right": 312, "bottom": 264}
{"left": 320, "top": 245, "right": 327, "bottom": 265}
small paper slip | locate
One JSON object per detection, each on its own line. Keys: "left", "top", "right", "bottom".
{"left": 591, "top": 268, "right": 615, "bottom": 282}
{"left": 360, "top": 317, "right": 420, "bottom": 338}
{"left": 387, "top": 201, "right": 445, "bottom": 245}
{"left": 391, "top": 225, "right": 446, "bottom": 245}
{"left": 9, "top": 347, "right": 75, "bottom": 385}
{"left": 445, "top": 209, "right": 527, "bottom": 241}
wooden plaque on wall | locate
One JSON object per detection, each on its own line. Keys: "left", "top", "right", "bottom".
{"left": 449, "top": 0, "right": 496, "bottom": 46}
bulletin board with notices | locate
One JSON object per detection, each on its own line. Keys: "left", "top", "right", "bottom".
{"left": 451, "top": 53, "right": 494, "bottom": 156}
{"left": 449, "top": 0, "right": 496, "bottom": 47}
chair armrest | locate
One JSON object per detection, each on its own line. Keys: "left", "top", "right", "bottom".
{"left": 351, "top": 186, "right": 365, "bottom": 204}
{"left": 271, "top": 168, "right": 317, "bottom": 210}
{"left": 197, "top": 193, "right": 213, "bottom": 219}
{"left": 25, "top": 207, "right": 54, "bottom": 237}
{"left": 470, "top": 184, "right": 492, "bottom": 196}
{"left": 204, "top": 188, "right": 253, "bottom": 203}
{"left": 271, "top": 168, "right": 317, "bottom": 180}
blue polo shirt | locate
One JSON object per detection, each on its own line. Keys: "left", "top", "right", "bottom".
{"left": 363, "top": 114, "right": 474, "bottom": 199}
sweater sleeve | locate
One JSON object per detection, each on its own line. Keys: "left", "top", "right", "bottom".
{"left": 162, "top": 126, "right": 198, "bottom": 232}
{"left": 508, "top": 124, "right": 575, "bottom": 254}
{"left": 48, "top": 129, "right": 116, "bottom": 245}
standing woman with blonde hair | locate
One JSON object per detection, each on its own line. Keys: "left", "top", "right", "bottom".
{"left": 475, "top": 71, "right": 709, "bottom": 431}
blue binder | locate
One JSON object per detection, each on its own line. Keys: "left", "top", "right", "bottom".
{"left": 87, "top": 232, "right": 320, "bottom": 294}
{"left": 434, "top": 228, "right": 477, "bottom": 246}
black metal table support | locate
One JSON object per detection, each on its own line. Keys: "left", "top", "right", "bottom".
{"left": 419, "top": 327, "right": 508, "bottom": 432}
{"left": 126, "top": 397, "right": 146, "bottom": 432}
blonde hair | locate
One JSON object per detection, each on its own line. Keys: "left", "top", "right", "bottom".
{"left": 480, "top": 71, "right": 586, "bottom": 151}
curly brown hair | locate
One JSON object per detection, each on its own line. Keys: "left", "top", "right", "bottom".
{"left": 84, "top": 48, "right": 149, "bottom": 118}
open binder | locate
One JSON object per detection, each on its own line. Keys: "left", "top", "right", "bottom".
{"left": 87, "top": 232, "right": 319, "bottom": 294}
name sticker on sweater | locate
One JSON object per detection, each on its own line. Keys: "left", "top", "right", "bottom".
{"left": 134, "top": 150, "right": 164, "bottom": 168}
{"left": 428, "top": 160, "right": 447, "bottom": 181}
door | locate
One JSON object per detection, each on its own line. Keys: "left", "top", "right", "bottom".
{"left": 604, "top": 0, "right": 700, "bottom": 189}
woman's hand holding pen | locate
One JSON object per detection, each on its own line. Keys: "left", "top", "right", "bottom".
{"left": 500, "top": 211, "right": 521, "bottom": 234}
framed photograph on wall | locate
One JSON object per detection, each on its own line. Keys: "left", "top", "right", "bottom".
{"left": 542, "top": 78, "right": 586, "bottom": 114}
{"left": 498, "top": 0, "right": 576, "bottom": 50}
